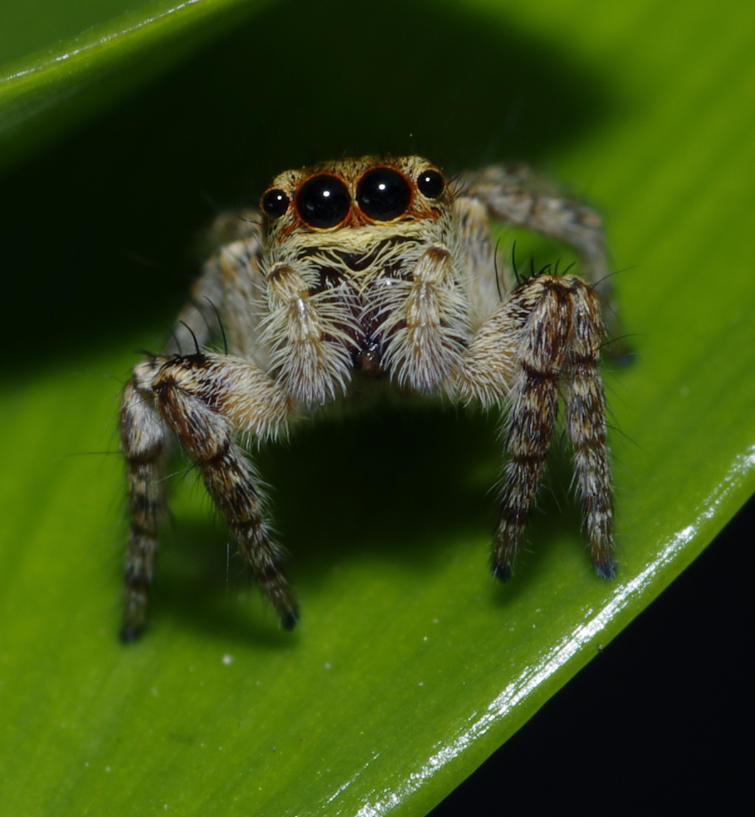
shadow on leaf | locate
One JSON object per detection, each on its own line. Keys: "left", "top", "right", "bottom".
{"left": 3, "top": 0, "right": 619, "bottom": 373}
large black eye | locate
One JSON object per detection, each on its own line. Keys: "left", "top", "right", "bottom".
{"left": 356, "top": 168, "right": 411, "bottom": 221}
{"left": 296, "top": 175, "right": 350, "bottom": 228}
{"left": 417, "top": 169, "right": 444, "bottom": 199}
{"left": 261, "top": 188, "right": 289, "bottom": 218}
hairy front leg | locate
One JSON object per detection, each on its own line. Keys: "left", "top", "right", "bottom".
{"left": 118, "top": 236, "right": 257, "bottom": 641}
{"left": 562, "top": 282, "right": 615, "bottom": 577}
{"left": 120, "top": 358, "right": 169, "bottom": 642}
{"left": 120, "top": 351, "right": 296, "bottom": 640}
{"left": 447, "top": 273, "right": 614, "bottom": 581}
{"left": 152, "top": 353, "right": 297, "bottom": 629}
{"left": 492, "top": 278, "right": 572, "bottom": 580}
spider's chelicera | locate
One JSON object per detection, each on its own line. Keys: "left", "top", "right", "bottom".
{"left": 120, "top": 155, "right": 619, "bottom": 642}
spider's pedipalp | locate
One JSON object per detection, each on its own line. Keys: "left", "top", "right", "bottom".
{"left": 380, "top": 243, "right": 469, "bottom": 391}
{"left": 262, "top": 260, "right": 356, "bottom": 405}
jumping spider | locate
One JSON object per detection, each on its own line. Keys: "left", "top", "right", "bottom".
{"left": 120, "top": 155, "right": 617, "bottom": 642}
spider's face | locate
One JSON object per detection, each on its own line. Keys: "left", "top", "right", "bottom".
{"left": 259, "top": 156, "right": 451, "bottom": 249}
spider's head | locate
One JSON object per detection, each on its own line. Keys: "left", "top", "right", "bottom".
{"left": 259, "top": 156, "right": 452, "bottom": 250}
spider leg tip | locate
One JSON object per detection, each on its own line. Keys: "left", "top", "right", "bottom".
{"left": 594, "top": 558, "right": 617, "bottom": 580}
{"left": 280, "top": 610, "right": 299, "bottom": 631}
{"left": 492, "top": 562, "right": 512, "bottom": 583}
{"left": 612, "top": 351, "right": 636, "bottom": 368}
{"left": 119, "top": 623, "right": 146, "bottom": 644}
{"left": 604, "top": 339, "right": 636, "bottom": 368}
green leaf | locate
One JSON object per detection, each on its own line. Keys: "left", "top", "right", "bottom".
{"left": 1, "top": 1, "right": 753, "bottom": 816}
{"left": 0, "top": 0, "right": 271, "bottom": 173}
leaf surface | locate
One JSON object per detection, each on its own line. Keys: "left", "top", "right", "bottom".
{"left": 1, "top": 1, "right": 753, "bottom": 815}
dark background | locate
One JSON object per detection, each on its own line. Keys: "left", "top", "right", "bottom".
{"left": 2, "top": 0, "right": 616, "bottom": 371}
{"left": 431, "top": 499, "right": 754, "bottom": 815}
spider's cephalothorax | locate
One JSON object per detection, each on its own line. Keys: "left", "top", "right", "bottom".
{"left": 119, "top": 155, "right": 617, "bottom": 641}
{"left": 256, "top": 156, "right": 471, "bottom": 399}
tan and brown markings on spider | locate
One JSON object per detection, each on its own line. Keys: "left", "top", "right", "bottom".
{"left": 119, "top": 154, "right": 617, "bottom": 642}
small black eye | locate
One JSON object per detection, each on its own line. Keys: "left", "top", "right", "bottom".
{"left": 296, "top": 175, "right": 350, "bottom": 228}
{"left": 357, "top": 168, "right": 411, "bottom": 221}
{"left": 417, "top": 169, "right": 444, "bottom": 199}
{"left": 261, "top": 188, "right": 289, "bottom": 218}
